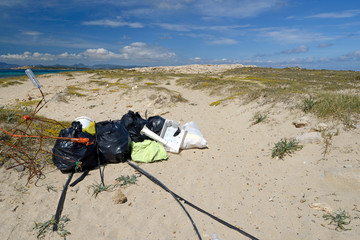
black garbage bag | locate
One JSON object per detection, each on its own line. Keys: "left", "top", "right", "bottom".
{"left": 120, "top": 111, "right": 149, "bottom": 142}
{"left": 147, "top": 116, "right": 166, "bottom": 135}
{"left": 52, "top": 121, "right": 98, "bottom": 173}
{"left": 96, "top": 120, "right": 131, "bottom": 163}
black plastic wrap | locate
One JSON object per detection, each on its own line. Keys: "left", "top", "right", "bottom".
{"left": 147, "top": 116, "right": 166, "bottom": 135}
{"left": 52, "top": 121, "right": 98, "bottom": 173}
{"left": 120, "top": 111, "right": 149, "bottom": 142}
{"left": 96, "top": 120, "right": 131, "bottom": 163}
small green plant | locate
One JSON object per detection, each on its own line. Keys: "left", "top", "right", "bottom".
{"left": 34, "top": 215, "right": 71, "bottom": 239}
{"left": 251, "top": 112, "right": 267, "bottom": 125}
{"left": 321, "top": 130, "right": 338, "bottom": 157}
{"left": 88, "top": 182, "right": 114, "bottom": 198}
{"left": 115, "top": 174, "right": 138, "bottom": 187}
{"left": 342, "top": 114, "right": 357, "bottom": 130}
{"left": 271, "top": 138, "right": 303, "bottom": 159}
{"left": 46, "top": 184, "right": 57, "bottom": 192}
{"left": 7, "top": 111, "right": 15, "bottom": 123}
{"left": 323, "top": 209, "right": 352, "bottom": 231}
{"left": 303, "top": 96, "right": 316, "bottom": 113}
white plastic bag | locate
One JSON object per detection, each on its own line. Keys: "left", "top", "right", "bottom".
{"left": 180, "top": 121, "right": 208, "bottom": 149}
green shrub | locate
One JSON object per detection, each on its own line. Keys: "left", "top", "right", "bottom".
{"left": 323, "top": 209, "right": 352, "bottom": 231}
{"left": 271, "top": 138, "right": 303, "bottom": 159}
{"left": 251, "top": 112, "right": 267, "bottom": 125}
{"left": 88, "top": 182, "right": 114, "bottom": 198}
{"left": 34, "top": 215, "right": 71, "bottom": 239}
{"left": 303, "top": 96, "right": 316, "bottom": 113}
{"left": 115, "top": 174, "right": 138, "bottom": 187}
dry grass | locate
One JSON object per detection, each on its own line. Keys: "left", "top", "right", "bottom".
{"left": 0, "top": 105, "right": 71, "bottom": 172}
{"left": 0, "top": 76, "right": 27, "bottom": 87}
{"left": 86, "top": 67, "right": 360, "bottom": 123}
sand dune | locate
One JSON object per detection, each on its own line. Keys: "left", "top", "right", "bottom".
{"left": 0, "top": 65, "right": 359, "bottom": 240}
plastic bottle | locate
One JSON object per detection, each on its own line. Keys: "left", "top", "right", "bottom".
{"left": 211, "top": 232, "right": 219, "bottom": 240}
{"left": 25, "top": 69, "right": 41, "bottom": 88}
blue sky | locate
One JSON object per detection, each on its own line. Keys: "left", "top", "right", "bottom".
{"left": 0, "top": 0, "right": 359, "bottom": 70}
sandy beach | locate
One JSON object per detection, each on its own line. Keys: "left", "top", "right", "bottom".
{"left": 0, "top": 65, "right": 359, "bottom": 240}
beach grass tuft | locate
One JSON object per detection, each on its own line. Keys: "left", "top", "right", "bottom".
{"left": 115, "top": 174, "right": 138, "bottom": 187}
{"left": 88, "top": 182, "right": 114, "bottom": 198}
{"left": 302, "top": 96, "right": 316, "bottom": 113}
{"left": 34, "top": 215, "right": 71, "bottom": 239}
{"left": 323, "top": 209, "right": 352, "bottom": 231}
{"left": 271, "top": 138, "right": 303, "bottom": 159}
{"left": 251, "top": 112, "right": 267, "bottom": 125}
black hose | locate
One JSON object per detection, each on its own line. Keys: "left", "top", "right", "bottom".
{"left": 126, "top": 160, "right": 259, "bottom": 240}
{"left": 94, "top": 130, "right": 105, "bottom": 187}
{"left": 70, "top": 170, "right": 89, "bottom": 187}
{"left": 126, "top": 161, "right": 202, "bottom": 240}
{"left": 53, "top": 172, "right": 73, "bottom": 231}
{"left": 172, "top": 193, "right": 259, "bottom": 240}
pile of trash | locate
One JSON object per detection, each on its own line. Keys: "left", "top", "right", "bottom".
{"left": 52, "top": 110, "right": 208, "bottom": 173}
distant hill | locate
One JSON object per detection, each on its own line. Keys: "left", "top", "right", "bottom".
{"left": 0, "top": 62, "right": 20, "bottom": 69}
{"left": 0, "top": 62, "right": 141, "bottom": 69}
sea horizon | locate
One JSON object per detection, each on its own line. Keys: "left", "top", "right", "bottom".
{"left": 0, "top": 69, "right": 83, "bottom": 79}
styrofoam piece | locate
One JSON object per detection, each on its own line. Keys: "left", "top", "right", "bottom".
{"left": 159, "top": 120, "right": 186, "bottom": 153}
{"left": 140, "top": 120, "right": 186, "bottom": 153}
{"left": 140, "top": 125, "right": 168, "bottom": 146}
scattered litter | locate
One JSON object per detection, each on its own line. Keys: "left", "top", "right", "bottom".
{"left": 181, "top": 121, "right": 208, "bottom": 149}
{"left": 131, "top": 140, "right": 168, "bottom": 163}
{"left": 52, "top": 121, "right": 98, "bottom": 173}
{"left": 309, "top": 202, "right": 333, "bottom": 214}
{"left": 74, "top": 116, "right": 93, "bottom": 129}
{"left": 95, "top": 120, "right": 130, "bottom": 163}
{"left": 160, "top": 119, "right": 186, "bottom": 153}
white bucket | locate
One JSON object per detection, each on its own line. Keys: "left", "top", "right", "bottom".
{"left": 74, "top": 116, "right": 94, "bottom": 129}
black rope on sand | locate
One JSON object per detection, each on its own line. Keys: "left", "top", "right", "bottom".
{"left": 126, "top": 160, "right": 260, "bottom": 240}
{"left": 53, "top": 172, "right": 73, "bottom": 231}
{"left": 95, "top": 131, "right": 105, "bottom": 187}
{"left": 70, "top": 170, "right": 89, "bottom": 187}
{"left": 126, "top": 160, "right": 202, "bottom": 240}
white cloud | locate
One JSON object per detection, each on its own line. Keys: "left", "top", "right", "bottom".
{"left": 282, "top": 45, "right": 308, "bottom": 54}
{"left": 58, "top": 52, "right": 82, "bottom": 59}
{"left": 156, "top": 23, "right": 249, "bottom": 32}
{"left": 0, "top": 43, "right": 175, "bottom": 62}
{"left": 82, "top": 17, "right": 144, "bottom": 28}
{"left": 258, "top": 27, "right": 334, "bottom": 44}
{"left": 119, "top": 42, "right": 175, "bottom": 60}
{"left": 194, "top": 0, "right": 285, "bottom": 18}
{"left": 157, "top": 23, "right": 192, "bottom": 31}
{"left": 20, "top": 31, "right": 43, "bottom": 36}
{"left": 153, "top": 0, "right": 188, "bottom": 10}
{"left": 0, "top": 0, "right": 25, "bottom": 7}
{"left": 0, "top": 52, "right": 57, "bottom": 61}
{"left": 81, "top": 48, "right": 119, "bottom": 59}
{"left": 338, "top": 50, "right": 360, "bottom": 61}
{"left": 306, "top": 9, "right": 360, "bottom": 19}
{"left": 190, "top": 57, "right": 201, "bottom": 62}
{"left": 318, "top": 43, "right": 333, "bottom": 48}
{"left": 209, "top": 38, "right": 238, "bottom": 45}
